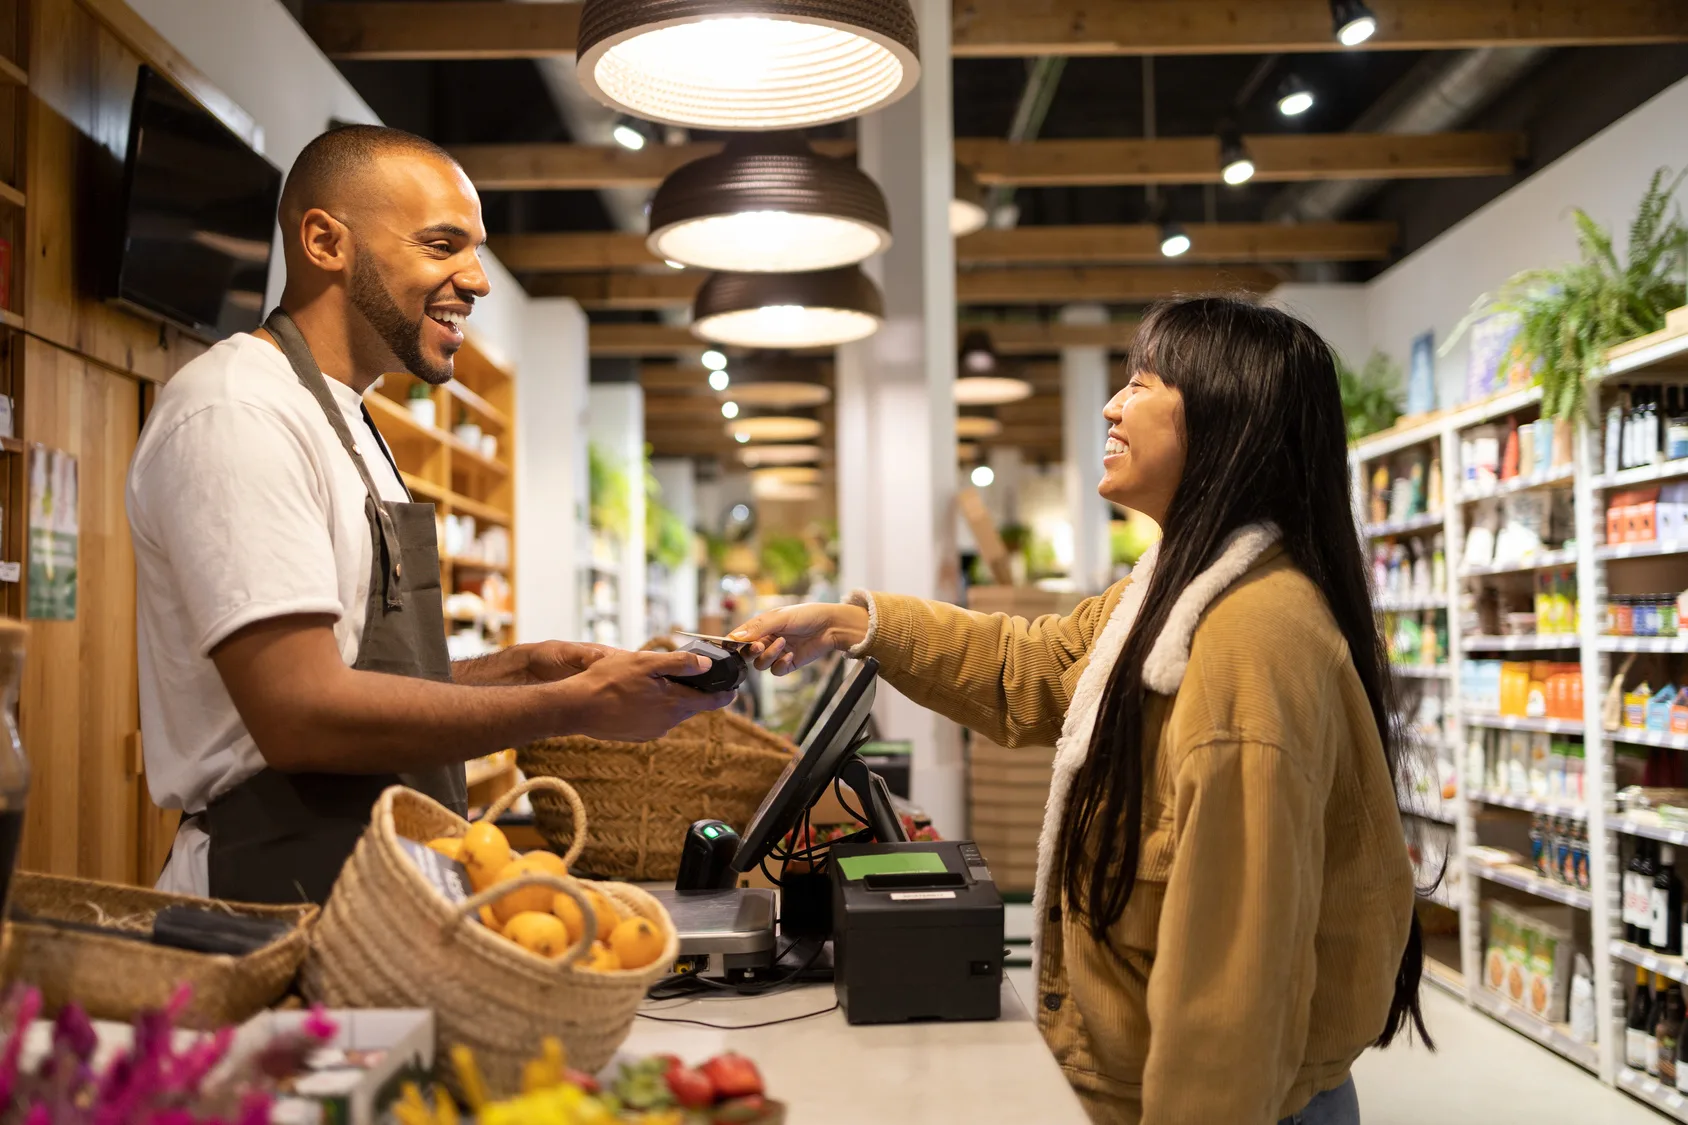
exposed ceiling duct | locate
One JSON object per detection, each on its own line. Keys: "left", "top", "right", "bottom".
{"left": 1268, "top": 47, "right": 1550, "bottom": 228}
{"left": 984, "top": 55, "right": 1066, "bottom": 229}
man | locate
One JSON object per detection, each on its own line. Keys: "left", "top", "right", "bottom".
{"left": 127, "top": 125, "right": 731, "bottom": 904}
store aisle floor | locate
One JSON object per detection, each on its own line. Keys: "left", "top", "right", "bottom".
{"left": 1004, "top": 969, "right": 1660, "bottom": 1123}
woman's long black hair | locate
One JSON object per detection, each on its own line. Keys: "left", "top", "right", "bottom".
{"left": 1057, "top": 295, "right": 1430, "bottom": 1048}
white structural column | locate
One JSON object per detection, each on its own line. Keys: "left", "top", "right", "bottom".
{"left": 651, "top": 458, "right": 700, "bottom": 633}
{"left": 516, "top": 297, "right": 591, "bottom": 644}
{"left": 1061, "top": 304, "right": 1114, "bottom": 594}
{"left": 835, "top": 0, "right": 963, "bottom": 837}
{"left": 588, "top": 375, "right": 647, "bottom": 646}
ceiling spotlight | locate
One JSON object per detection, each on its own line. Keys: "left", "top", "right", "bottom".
{"left": 692, "top": 266, "right": 884, "bottom": 349}
{"left": 611, "top": 116, "right": 649, "bottom": 151}
{"left": 575, "top": 0, "right": 922, "bottom": 131}
{"left": 665, "top": 259, "right": 687, "bottom": 270}
{"left": 1276, "top": 74, "right": 1315, "bottom": 117}
{"left": 950, "top": 163, "right": 988, "bottom": 237}
{"left": 649, "top": 132, "right": 891, "bottom": 272}
{"left": 960, "top": 329, "right": 996, "bottom": 374}
{"left": 735, "top": 433, "right": 751, "bottom": 443}
{"left": 721, "top": 400, "right": 740, "bottom": 419}
{"left": 970, "top": 465, "right": 996, "bottom": 488}
{"left": 708, "top": 369, "right": 731, "bottom": 391}
{"left": 1331, "top": 0, "right": 1377, "bottom": 46}
{"left": 1219, "top": 126, "right": 1255, "bottom": 186}
{"left": 1158, "top": 220, "right": 1191, "bottom": 258}
{"left": 701, "top": 349, "right": 728, "bottom": 370}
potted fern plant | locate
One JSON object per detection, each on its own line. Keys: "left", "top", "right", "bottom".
{"left": 1448, "top": 166, "right": 1688, "bottom": 420}
{"left": 1338, "top": 350, "right": 1404, "bottom": 441}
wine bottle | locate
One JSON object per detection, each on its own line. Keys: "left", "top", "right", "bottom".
{"left": 1652, "top": 975, "right": 1671, "bottom": 1076}
{"left": 1632, "top": 966, "right": 1658, "bottom": 1070}
{"left": 1657, "top": 845, "right": 1686, "bottom": 955}
{"left": 1660, "top": 984, "right": 1685, "bottom": 1084}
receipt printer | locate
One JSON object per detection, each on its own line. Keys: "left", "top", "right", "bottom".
{"left": 829, "top": 840, "right": 1004, "bottom": 1024}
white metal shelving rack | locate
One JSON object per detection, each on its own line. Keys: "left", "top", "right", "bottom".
{"left": 1353, "top": 326, "right": 1688, "bottom": 1110}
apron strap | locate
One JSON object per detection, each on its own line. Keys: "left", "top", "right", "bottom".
{"left": 264, "top": 308, "right": 406, "bottom": 610}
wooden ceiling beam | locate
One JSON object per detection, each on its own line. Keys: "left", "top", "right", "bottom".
{"left": 305, "top": 2, "right": 1687, "bottom": 61}
{"left": 494, "top": 221, "right": 1396, "bottom": 273}
{"left": 951, "top": 0, "right": 1688, "bottom": 57}
{"left": 532, "top": 272, "right": 702, "bottom": 311}
{"left": 589, "top": 320, "right": 1138, "bottom": 357}
{"left": 459, "top": 133, "right": 1521, "bottom": 192}
{"left": 954, "top": 133, "right": 1525, "bottom": 187}
{"left": 958, "top": 265, "right": 1281, "bottom": 305}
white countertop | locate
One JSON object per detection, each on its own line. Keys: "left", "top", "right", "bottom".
{"left": 618, "top": 977, "right": 1089, "bottom": 1124}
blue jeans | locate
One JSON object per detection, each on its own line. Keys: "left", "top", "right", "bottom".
{"left": 1278, "top": 1077, "right": 1360, "bottom": 1125}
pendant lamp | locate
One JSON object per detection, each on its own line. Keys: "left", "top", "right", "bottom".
{"left": 753, "top": 466, "right": 823, "bottom": 485}
{"left": 650, "top": 133, "right": 890, "bottom": 273}
{"left": 726, "top": 412, "right": 825, "bottom": 443}
{"left": 576, "top": 0, "right": 921, "bottom": 131}
{"left": 951, "top": 162, "right": 988, "bottom": 237}
{"left": 725, "top": 355, "right": 833, "bottom": 409}
{"left": 693, "top": 266, "right": 883, "bottom": 348}
{"left": 955, "top": 330, "right": 1032, "bottom": 405}
{"left": 957, "top": 409, "right": 1002, "bottom": 440}
{"left": 740, "top": 443, "right": 823, "bottom": 467}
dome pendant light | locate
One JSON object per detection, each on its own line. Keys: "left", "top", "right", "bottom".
{"left": 726, "top": 412, "right": 825, "bottom": 443}
{"left": 649, "top": 132, "right": 891, "bottom": 273}
{"left": 740, "top": 443, "right": 823, "bottom": 467}
{"left": 576, "top": 0, "right": 922, "bottom": 132}
{"left": 955, "top": 330, "right": 1031, "bottom": 406}
{"left": 692, "top": 266, "right": 884, "bottom": 349}
{"left": 951, "top": 163, "right": 988, "bottom": 237}
{"left": 727, "top": 355, "right": 834, "bottom": 409}
{"left": 957, "top": 408, "right": 1003, "bottom": 441}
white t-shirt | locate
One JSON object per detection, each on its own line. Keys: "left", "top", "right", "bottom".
{"left": 126, "top": 332, "right": 410, "bottom": 895}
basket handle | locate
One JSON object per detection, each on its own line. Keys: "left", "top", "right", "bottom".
{"left": 451, "top": 871, "right": 598, "bottom": 968}
{"left": 477, "top": 775, "right": 589, "bottom": 870}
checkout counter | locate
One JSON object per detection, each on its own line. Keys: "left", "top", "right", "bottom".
{"left": 635, "top": 655, "right": 1091, "bottom": 1120}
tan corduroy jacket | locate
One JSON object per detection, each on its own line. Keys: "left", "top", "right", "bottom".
{"left": 851, "top": 540, "right": 1414, "bottom": 1125}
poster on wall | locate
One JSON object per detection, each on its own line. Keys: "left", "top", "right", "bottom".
{"left": 1466, "top": 313, "right": 1524, "bottom": 402}
{"left": 1407, "top": 330, "right": 1436, "bottom": 416}
{"left": 26, "top": 446, "right": 77, "bottom": 621}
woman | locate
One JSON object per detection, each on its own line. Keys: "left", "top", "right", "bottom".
{"left": 731, "top": 296, "right": 1425, "bottom": 1125}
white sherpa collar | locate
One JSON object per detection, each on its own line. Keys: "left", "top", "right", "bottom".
{"left": 1028, "top": 521, "right": 1281, "bottom": 972}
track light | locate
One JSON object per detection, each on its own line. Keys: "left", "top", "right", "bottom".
{"left": 1158, "top": 220, "right": 1191, "bottom": 258}
{"left": 611, "top": 116, "right": 649, "bottom": 151}
{"left": 1219, "top": 126, "right": 1255, "bottom": 186}
{"left": 1331, "top": 0, "right": 1377, "bottom": 46}
{"left": 708, "top": 369, "right": 731, "bottom": 391}
{"left": 1277, "top": 74, "right": 1315, "bottom": 117}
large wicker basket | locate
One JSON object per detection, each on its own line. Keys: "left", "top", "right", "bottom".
{"left": 302, "top": 777, "right": 677, "bottom": 1093}
{"left": 2, "top": 872, "right": 316, "bottom": 1028}
{"left": 518, "top": 709, "right": 795, "bottom": 881}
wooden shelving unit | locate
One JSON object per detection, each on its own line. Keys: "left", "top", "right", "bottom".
{"left": 0, "top": 5, "right": 26, "bottom": 622}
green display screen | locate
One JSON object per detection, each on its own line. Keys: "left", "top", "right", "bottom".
{"left": 837, "top": 853, "right": 948, "bottom": 880}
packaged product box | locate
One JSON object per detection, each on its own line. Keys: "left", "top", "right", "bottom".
{"left": 1626, "top": 683, "right": 1654, "bottom": 729}
{"left": 1500, "top": 663, "right": 1532, "bottom": 717}
{"left": 1545, "top": 741, "right": 1569, "bottom": 799}
{"left": 1503, "top": 731, "right": 1530, "bottom": 795}
{"left": 1528, "top": 732, "right": 1552, "bottom": 798}
{"left": 1483, "top": 903, "right": 1522, "bottom": 1001}
{"left": 1511, "top": 904, "right": 1576, "bottom": 1024}
{"left": 1662, "top": 483, "right": 1688, "bottom": 541}
{"left": 1564, "top": 743, "right": 1585, "bottom": 803}
{"left": 240, "top": 1008, "right": 435, "bottom": 1125}
{"left": 1648, "top": 684, "right": 1678, "bottom": 732}
{"left": 1672, "top": 688, "right": 1688, "bottom": 735}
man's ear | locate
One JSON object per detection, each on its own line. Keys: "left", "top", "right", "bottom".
{"left": 297, "top": 208, "right": 350, "bottom": 274}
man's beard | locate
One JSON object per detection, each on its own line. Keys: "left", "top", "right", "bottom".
{"left": 349, "top": 256, "right": 453, "bottom": 385}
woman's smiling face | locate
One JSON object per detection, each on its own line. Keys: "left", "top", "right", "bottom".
{"left": 1099, "top": 369, "right": 1186, "bottom": 523}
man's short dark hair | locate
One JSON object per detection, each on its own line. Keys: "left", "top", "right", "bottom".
{"left": 278, "top": 124, "right": 459, "bottom": 232}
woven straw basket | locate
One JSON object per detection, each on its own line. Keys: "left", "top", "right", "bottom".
{"left": 519, "top": 709, "right": 796, "bottom": 881}
{"left": 302, "top": 776, "right": 678, "bottom": 1091}
{"left": 2, "top": 871, "right": 316, "bottom": 1028}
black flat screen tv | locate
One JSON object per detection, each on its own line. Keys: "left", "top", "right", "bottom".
{"left": 114, "top": 66, "right": 281, "bottom": 340}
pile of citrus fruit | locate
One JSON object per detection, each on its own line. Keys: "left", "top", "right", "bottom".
{"left": 426, "top": 823, "right": 666, "bottom": 972}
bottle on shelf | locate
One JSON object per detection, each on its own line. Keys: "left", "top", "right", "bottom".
{"left": 1632, "top": 967, "right": 1658, "bottom": 1070}
{"left": 1660, "top": 983, "right": 1686, "bottom": 1085}
{"left": 1670, "top": 387, "right": 1688, "bottom": 462}
{"left": 1652, "top": 974, "right": 1672, "bottom": 1076}
{"left": 1677, "top": 992, "right": 1688, "bottom": 1094}
{"left": 1608, "top": 389, "right": 1626, "bottom": 476}
{"left": 1630, "top": 841, "right": 1658, "bottom": 946}
{"left": 1530, "top": 815, "right": 1546, "bottom": 878}
{"left": 1656, "top": 845, "right": 1685, "bottom": 956}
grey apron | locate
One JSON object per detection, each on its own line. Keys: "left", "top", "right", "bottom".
{"left": 202, "top": 308, "right": 468, "bottom": 905}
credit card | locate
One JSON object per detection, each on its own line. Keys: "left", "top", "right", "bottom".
{"left": 674, "top": 630, "right": 754, "bottom": 652}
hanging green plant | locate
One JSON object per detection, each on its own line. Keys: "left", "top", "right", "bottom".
{"left": 588, "top": 443, "right": 631, "bottom": 540}
{"left": 759, "top": 534, "right": 811, "bottom": 592}
{"left": 1448, "top": 166, "right": 1688, "bottom": 421}
{"left": 1337, "top": 350, "right": 1404, "bottom": 441}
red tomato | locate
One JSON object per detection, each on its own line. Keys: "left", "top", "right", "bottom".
{"left": 700, "top": 1053, "right": 764, "bottom": 1100}
{"left": 664, "top": 1063, "right": 715, "bottom": 1109}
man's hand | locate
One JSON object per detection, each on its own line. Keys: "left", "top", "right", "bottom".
{"left": 453, "top": 641, "right": 614, "bottom": 686}
{"left": 557, "top": 649, "right": 738, "bottom": 741}
{"left": 729, "top": 603, "right": 870, "bottom": 675}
